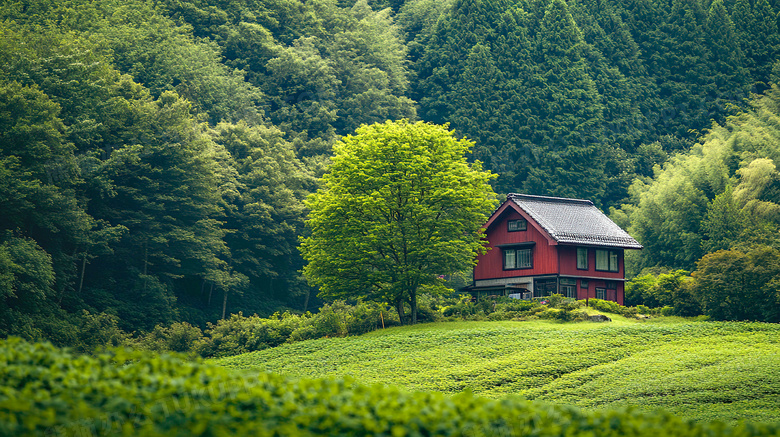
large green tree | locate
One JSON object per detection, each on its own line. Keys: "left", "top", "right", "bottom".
{"left": 300, "top": 120, "right": 497, "bottom": 324}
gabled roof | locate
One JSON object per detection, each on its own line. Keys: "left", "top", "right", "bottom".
{"left": 498, "top": 193, "right": 643, "bottom": 249}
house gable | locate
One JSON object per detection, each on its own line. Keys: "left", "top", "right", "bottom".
{"left": 483, "top": 200, "right": 557, "bottom": 246}
{"left": 475, "top": 205, "right": 560, "bottom": 281}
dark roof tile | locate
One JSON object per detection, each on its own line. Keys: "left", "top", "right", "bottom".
{"left": 508, "top": 193, "right": 643, "bottom": 249}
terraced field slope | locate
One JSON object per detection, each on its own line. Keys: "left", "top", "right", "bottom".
{"left": 215, "top": 318, "right": 780, "bottom": 424}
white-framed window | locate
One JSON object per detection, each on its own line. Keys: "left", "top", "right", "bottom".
{"left": 596, "top": 287, "right": 606, "bottom": 300}
{"left": 503, "top": 248, "right": 532, "bottom": 269}
{"left": 595, "top": 249, "right": 619, "bottom": 272}
{"left": 560, "top": 278, "right": 577, "bottom": 298}
{"left": 577, "top": 247, "right": 588, "bottom": 270}
{"left": 507, "top": 219, "right": 527, "bottom": 232}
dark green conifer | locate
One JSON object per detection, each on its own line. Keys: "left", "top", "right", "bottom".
{"left": 524, "top": 0, "right": 606, "bottom": 202}
{"left": 704, "top": 0, "right": 750, "bottom": 95}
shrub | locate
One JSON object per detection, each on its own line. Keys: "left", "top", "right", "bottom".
{"left": 128, "top": 322, "right": 204, "bottom": 355}
{"left": 588, "top": 299, "right": 642, "bottom": 318}
{"left": 2, "top": 337, "right": 778, "bottom": 437}
{"left": 71, "top": 310, "right": 130, "bottom": 353}
{"left": 193, "top": 301, "right": 397, "bottom": 358}
{"left": 0, "top": 309, "right": 132, "bottom": 353}
{"left": 195, "top": 312, "right": 296, "bottom": 358}
{"left": 441, "top": 295, "right": 483, "bottom": 318}
{"left": 625, "top": 270, "right": 702, "bottom": 316}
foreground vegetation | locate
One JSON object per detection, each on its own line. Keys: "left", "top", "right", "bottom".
{"left": 2, "top": 337, "right": 779, "bottom": 437}
{"left": 216, "top": 318, "right": 780, "bottom": 425}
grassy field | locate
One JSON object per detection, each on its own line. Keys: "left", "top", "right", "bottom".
{"left": 214, "top": 315, "right": 780, "bottom": 425}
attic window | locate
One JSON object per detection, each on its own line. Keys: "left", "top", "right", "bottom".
{"left": 508, "top": 219, "right": 527, "bottom": 232}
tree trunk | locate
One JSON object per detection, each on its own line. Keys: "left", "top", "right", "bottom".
{"left": 207, "top": 282, "right": 214, "bottom": 306}
{"left": 59, "top": 246, "right": 80, "bottom": 305}
{"left": 143, "top": 240, "right": 148, "bottom": 293}
{"left": 77, "top": 253, "right": 87, "bottom": 295}
{"left": 396, "top": 299, "right": 405, "bottom": 325}
{"left": 221, "top": 288, "right": 228, "bottom": 320}
{"left": 410, "top": 291, "right": 418, "bottom": 325}
{"left": 303, "top": 289, "right": 310, "bottom": 312}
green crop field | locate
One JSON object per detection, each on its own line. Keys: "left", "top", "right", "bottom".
{"left": 215, "top": 316, "right": 780, "bottom": 425}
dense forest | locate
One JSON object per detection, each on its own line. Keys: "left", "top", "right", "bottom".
{"left": 1, "top": 0, "right": 780, "bottom": 340}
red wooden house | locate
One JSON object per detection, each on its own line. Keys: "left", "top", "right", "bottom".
{"left": 468, "top": 193, "right": 642, "bottom": 304}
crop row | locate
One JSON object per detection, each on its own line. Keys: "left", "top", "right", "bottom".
{"left": 215, "top": 320, "right": 780, "bottom": 424}
{"left": 2, "top": 337, "right": 780, "bottom": 436}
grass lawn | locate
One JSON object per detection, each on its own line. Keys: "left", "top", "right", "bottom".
{"left": 214, "top": 316, "right": 780, "bottom": 425}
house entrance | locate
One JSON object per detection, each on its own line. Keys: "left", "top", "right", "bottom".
{"left": 533, "top": 278, "right": 557, "bottom": 298}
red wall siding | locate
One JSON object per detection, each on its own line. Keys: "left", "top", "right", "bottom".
{"left": 558, "top": 246, "right": 624, "bottom": 279}
{"left": 474, "top": 208, "right": 558, "bottom": 280}
{"left": 576, "top": 279, "right": 591, "bottom": 300}
{"left": 576, "top": 279, "right": 624, "bottom": 304}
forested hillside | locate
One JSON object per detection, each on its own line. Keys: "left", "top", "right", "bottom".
{"left": 405, "top": 0, "right": 779, "bottom": 205}
{"left": 1, "top": 0, "right": 779, "bottom": 340}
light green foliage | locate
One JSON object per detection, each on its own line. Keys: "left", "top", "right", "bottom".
{"left": 617, "top": 86, "right": 780, "bottom": 272}
{"left": 217, "top": 319, "right": 780, "bottom": 425}
{"left": 4, "top": 337, "right": 780, "bottom": 436}
{"left": 301, "top": 120, "right": 497, "bottom": 324}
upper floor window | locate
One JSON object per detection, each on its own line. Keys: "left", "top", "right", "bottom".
{"left": 507, "top": 219, "right": 527, "bottom": 232}
{"left": 595, "top": 249, "right": 619, "bottom": 272}
{"left": 577, "top": 247, "right": 588, "bottom": 270}
{"left": 503, "top": 248, "right": 532, "bottom": 269}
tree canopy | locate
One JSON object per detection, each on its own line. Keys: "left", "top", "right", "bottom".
{"left": 2, "top": 0, "right": 780, "bottom": 336}
{"left": 300, "top": 120, "right": 497, "bottom": 324}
